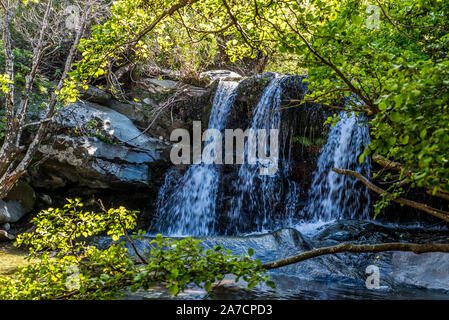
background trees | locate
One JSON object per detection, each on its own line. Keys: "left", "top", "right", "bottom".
{"left": 1, "top": 0, "right": 448, "bottom": 218}
{"left": 1, "top": 0, "right": 449, "bottom": 300}
{"left": 167, "top": 0, "right": 449, "bottom": 219}
{"left": 0, "top": 0, "right": 108, "bottom": 199}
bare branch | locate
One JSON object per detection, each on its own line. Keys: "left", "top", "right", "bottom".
{"left": 98, "top": 199, "right": 148, "bottom": 265}
{"left": 15, "top": 0, "right": 53, "bottom": 147}
{"left": 372, "top": 155, "right": 449, "bottom": 201}
{"left": 133, "top": 0, "right": 201, "bottom": 45}
{"left": 263, "top": 242, "right": 449, "bottom": 269}
{"left": 21, "top": 118, "right": 53, "bottom": 129}
{"left": 332, "top": 168, "right": 449, "bottom": 223}
{"left": 0, "top": 4, "right": 17, "bottom": 175}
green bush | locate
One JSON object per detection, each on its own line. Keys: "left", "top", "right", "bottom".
{"left": 0, "top": 199, "right": 272, "bottom": 300}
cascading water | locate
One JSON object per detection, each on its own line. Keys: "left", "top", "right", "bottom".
{"left": 154, "top": 81, "right": 238, "bottom": 236}
{"left": 226, "top": 76, "right": 301, "bottom": 234}
{"left": 302, "top": 111, "right": 371, "bottom": 222}
{"left": 138, "top": 75, "right": 449, "bottom": 300}
{"left": 154, "top": 74, "right": 371, "bottom": 236}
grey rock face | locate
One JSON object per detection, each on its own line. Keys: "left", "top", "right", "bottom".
{"left": 390, "top": 252, "right": 449, "bottom": 290}
{"left": 0, "top": 200, "right": 26, "bottom": 223}
{"left": 56, "top": 101, "right": 167, "bottom": 153}
{"left": 106, "top": 100, "right": 147, "bottom": 124}
{"left": 200, "top": 70, "right": 242, "bottom": 82}
{"left": 33, "top": 101, "right": 171, "bottom": 189}
{"left": 0, "top": 173, "right": 35, "bottom": 225}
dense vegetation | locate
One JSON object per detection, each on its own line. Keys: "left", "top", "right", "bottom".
{"left": 1, "top": 0, "right": 449, "bottom": 300}
{"left": 2, "top": 1, "right": 449, "bottom": 209}
{"left": 0, "top": 199, "right": 271, "bottom": 299}
{"left": 60, "top": 0, "right": 449, "bottom": 215}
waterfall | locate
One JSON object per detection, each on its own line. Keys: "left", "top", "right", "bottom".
{"left": 225, "top": 76, "right": 300, "bottom": 234}
{"left": 303, "top": 111, "right": 371, "bottom": 222}
{"left": 154, "top": 81, "right": 238, "bottom": 236}
{"left": 153, "top": 74, "right": 372, "bottom": 237}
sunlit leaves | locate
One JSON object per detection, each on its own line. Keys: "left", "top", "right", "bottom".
{"left": 0, "top": 199, "right": 271, "bottom": 299}
{"left": 0, "top": 73, "right": 13, "bottom": 94}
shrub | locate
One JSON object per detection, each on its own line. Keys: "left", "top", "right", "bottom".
{"left": 0, "top": 199, "right": 272, "bottom": 299}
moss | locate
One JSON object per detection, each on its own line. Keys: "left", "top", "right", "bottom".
{"left": 236, "top": 75, "right": 272, "bottom": 108}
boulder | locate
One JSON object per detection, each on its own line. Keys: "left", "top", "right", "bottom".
{"left": 0, "top": 200, "right": 27, "bottom": 223}
{"left": 106, "top": 100, "right": 147, "bottom": 124}
{"left": 78, "top": 85, "right": 113, "bottom": 105}
{"left": 38, "top": 194, "right": 52, "bottom": 206}
{"left": 55, "top": 101, "right": 168, "bottom": 155}
{"left": 32, "top": 101, "right": 171, "bottom": 189}
{"left": 0, "top": 230, "right": 15, "bottom": 242}
{"left": 5, "top": 180, "right": 36, "bottom": 214}
{"left": 390, "top": 251, "right": 449, "bottom": 291}
{"left": 144, "top": 78, "right": 179, "bottom": 90}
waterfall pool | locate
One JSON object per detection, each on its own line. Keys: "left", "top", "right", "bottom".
{"left": 1, "top": 219, "right": 448, "bottom": 300}
{"left": 110, "top": 220, "right": 449, "bottom": 299}
{"left": 0, "top": 242, "right": 29, "bottom": 277}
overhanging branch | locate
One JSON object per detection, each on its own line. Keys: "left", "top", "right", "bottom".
{"left": 263, "top": 242, "right": 449, "bottom": 269}
{"left": 373, "top": 155, "right": 449, "bottom": 201}
{"left": 332, "top": 168, "right": 449, "bottom": 223}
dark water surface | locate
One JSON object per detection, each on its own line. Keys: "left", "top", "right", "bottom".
{"left": 2, "top": 219, "right": 448, "bottom": 300}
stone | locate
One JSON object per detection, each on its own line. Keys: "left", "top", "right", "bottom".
{"left": 1, "top": 201, "right": 13, "bottom": 223}
{"left": 55, "top": 101, "right": 167, "bottom": 153}
{"left": 390, "top": 251, "right": 449, "bottom": 291}
{"left": 35, "top": 135, "right": 157, "bottom": 188}
{"left": 32, "top": 101, "right": 171, "bottom": 189}
{"left": 0, "top": 230, "right": 15, "bottom": 242}
{"left": 0, "top": 200, "right": 27, "bottom": 223}
{"left": 39, "top": 194, "right": 53, "bottom": 205}
{"left": 2, "top": 223, "right": 10, "bottom": 231}
{"left": 145, "top": 78, "right": 179, "bottom": 90}
{"left": 78, "top": 85, "right": 112, "bottom": 105}
{"left": 106, "top": 100, "right": 146, "bottom": 124}
{"left": 143, "top": 98, "right": 158, "bottom": 107}
{"left": 200, "top": 70, "right": 242, "bottom": 82}
{"left": 5, "top": 181, "right": 36, "bottom": 214}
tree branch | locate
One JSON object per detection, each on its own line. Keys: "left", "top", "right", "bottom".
{"left": 265, "top": 9, "right": 375, "bottom": 111}
{"left": 133, "top": 0, "right": 200, "bottom": 45}
{"left": 15, "top": 0, "right": 53, "bottom": 147}
{"left": 221, "top": 0, "right": 257, "bottom": 51}
{"left": 332, "top": 168, "right": 449, "bottom": 223}
{"left": 263, "top": 242, "right": 449, "bottom": 269}
{"left": 372, "top": 155, "right": 449, "bottom": 201}
{"left": 0, "top": 4, "right": 16, "bottom": 169}
{"left": 98, "top": 199, "right": 148, "bottom": 265}
{"left": 372, "top": 155, "right": 412, "bottom": 176}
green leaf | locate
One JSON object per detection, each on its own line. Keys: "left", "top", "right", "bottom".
{"left": 420, "top": 129, "right": 427, "bottom": 139}
{"left": 266, "top": 280, "right": 276, "bottom": 289}
{"left": 358, "top": 153, "right": 365, "bottom": 164}
{"left": 169, "top": 284, "right": 179, "bottom": 296}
